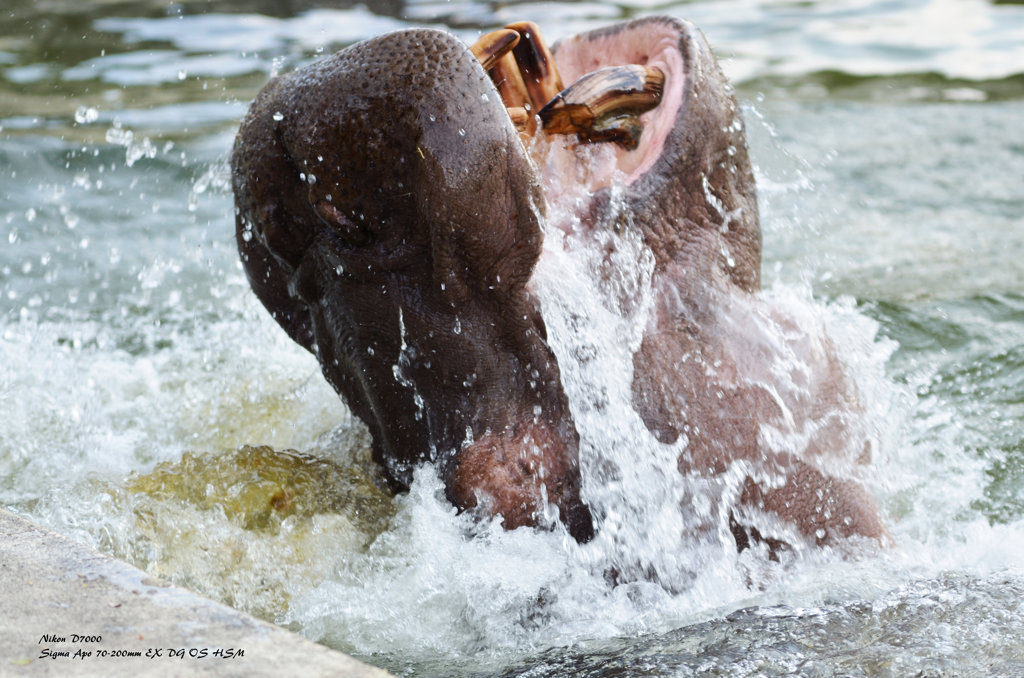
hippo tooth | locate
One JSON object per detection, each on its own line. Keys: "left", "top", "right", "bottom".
{"left": 506, "top": 106, "right": 530, "bottom": 131}
{"left": 487, "top": 50, "right": 536, "bottom": 136}
{"left": 538, "top": 65, "right": 665, "bottom": 150}
{"left": 469, "top": 28, "right": 520, "bottom": 71}
{"left": 504, "top": 21, "right": 565, "bottom": 115}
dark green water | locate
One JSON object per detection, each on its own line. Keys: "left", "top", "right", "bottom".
{"left": 3, "top": 1, "right": 1024, "bottom": 676}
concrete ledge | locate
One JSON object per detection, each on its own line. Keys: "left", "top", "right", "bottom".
{"left": 0, "top": 509, "right": 393, "bottom": 677}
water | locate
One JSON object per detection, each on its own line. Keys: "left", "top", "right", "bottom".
{"left": 3, "top": 0, "right": 1024, "bottom": 675}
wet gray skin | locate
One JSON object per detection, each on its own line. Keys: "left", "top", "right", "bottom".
{"left": 231, "top": 16, "right": 886, "bottom": 548}
{"left": 232, "top": 21, "right": 590, "bottom": 540}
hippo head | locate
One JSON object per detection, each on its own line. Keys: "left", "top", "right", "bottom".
{"left": 231, "top": 16, "right": 758, "bottom": 544}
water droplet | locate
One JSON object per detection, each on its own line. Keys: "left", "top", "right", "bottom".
{"left": 272, "top": 111, "right": 284, "bottom": 121}
{"left": 74, "top": 106, "right": 98, "bottom": 124}
{"left": 270, "top": 56, "right": 286, "bottom": 77}
{"left": 453, "top": 317, "right": 462, "bottom": 335}
{"left": 458, "top": 128, "right": 466, "bottom": 137}
{"left": 721, "top": 246, "right": 736, "bottom": 268}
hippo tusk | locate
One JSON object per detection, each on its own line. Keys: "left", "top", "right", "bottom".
{"left": 490, "top": 52, "right": 535, "bottom": 136}
{"left": 471, "top": 25, "right": 665, "bottom": 148}
{"left": 504, "top": 21, "right": 565, "bottom": 115}
{"left": 538, "top": 65, "right": 665, "bottom": 150}
{"left": 506, "top": 106, "right": 530, "bottom": 132}
{"left": 470, "top": 28, "right": 520, "bottom": 71}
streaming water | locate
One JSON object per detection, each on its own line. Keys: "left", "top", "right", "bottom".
{"left": 3, "top": 0, "right": 1024, "bottom": 676}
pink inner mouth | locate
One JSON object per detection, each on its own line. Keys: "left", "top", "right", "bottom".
{"left": 535, "top": 22, "right": 686, "bottom": 216}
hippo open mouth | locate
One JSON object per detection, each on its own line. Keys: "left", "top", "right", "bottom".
{"left": 232, "top": 16, "right": 886, "bottom": 548}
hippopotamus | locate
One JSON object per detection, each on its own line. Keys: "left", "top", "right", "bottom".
{"left": 231, "top": 16, "right": 888, "bottom": 549}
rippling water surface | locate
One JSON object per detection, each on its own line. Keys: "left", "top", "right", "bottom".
{"left": 3, "top": 1, "right": 1024, "bottom": 676}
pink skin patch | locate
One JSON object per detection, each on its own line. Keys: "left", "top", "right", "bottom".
{"left": 534, "top": 22, "right": 685, "bottom": 219}
{"left": 450, "top": 425, "right": 569, "bottom": 531}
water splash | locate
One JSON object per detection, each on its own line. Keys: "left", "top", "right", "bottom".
{"left": 532, "top": 214, "right": 723, "bottom": 587}
{"left": 105, "top": 119, "right": 157, "bottom": 167}
{"left": 188, "top": 156, "right": 232, "bottom": 212}
{"left": 74, "top": 106, "right": 99, "bottom": 125}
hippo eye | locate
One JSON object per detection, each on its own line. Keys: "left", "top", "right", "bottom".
{"left": 313, "top": 198, "right": 371, "bottom": 247}
{"left": 311, "top": 197, "right": 419, "bottom": 273}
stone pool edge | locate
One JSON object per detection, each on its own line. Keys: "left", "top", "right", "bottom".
{"left": 0, "top": 508, "right": 394, "bottom": 677}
